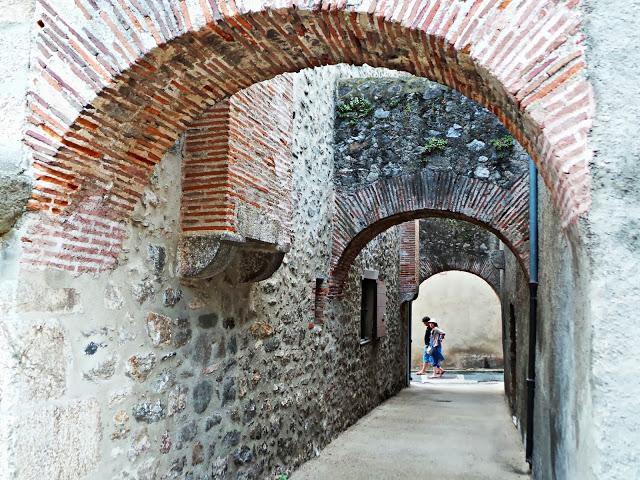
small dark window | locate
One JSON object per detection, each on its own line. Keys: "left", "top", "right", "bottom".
{"left": 360, "top": 277, "right": 387, "bottom": 341}
{"left": 360, "top": 278, "right": 377, "bottom": 341}
{"left": 314, "top": 278, "right": 325, "bottom": 322}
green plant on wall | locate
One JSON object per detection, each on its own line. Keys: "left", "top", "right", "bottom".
{"left": 421, "top": 137, "right": 448, "bottom": 156}
{"left": 490, "top": 135, "right": 515, "bottom": 158}
{"left": 337, "top": 96, "right": 374, "bottom": 125}
{"left": 276, "top": 475, "right": 288, "bottom": 480}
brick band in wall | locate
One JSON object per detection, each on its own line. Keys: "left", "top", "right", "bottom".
{"left": 181, "top": 76, "right": 293, "bottom": 244}
{"left": 398, "top": 221, "right": 420, "bottom": 302}
{"left": 24, "top": 0, "right": 593, "bottom": 273}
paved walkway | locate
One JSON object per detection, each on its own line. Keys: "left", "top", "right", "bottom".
{"left": 292, "top": 380, "right": 530, "bottom": 480}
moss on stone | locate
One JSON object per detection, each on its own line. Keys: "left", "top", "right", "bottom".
{"left": 421, "top": 137, "right": 448, "bottom": 155}
{"left": 336, "top": 96, "right": 374, "bottom": 125}
{"left": 490, "top": 135, "right": 515, "bottom": 158}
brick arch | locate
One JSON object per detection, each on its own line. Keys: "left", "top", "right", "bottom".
{"left": 24, "top": 0, "right": 593, "bottom": 272}
{"left": 420, "top": 262, "right": 500, "bottom": 296}
{"left": 330, "top": 170, "right": 528, "bottom": 293}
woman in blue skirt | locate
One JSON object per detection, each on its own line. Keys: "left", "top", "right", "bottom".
{"left": 427, "top": 319, "right": 446, "bottom": 378}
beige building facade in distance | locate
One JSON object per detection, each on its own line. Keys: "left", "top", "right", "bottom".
{"left": 412, "top": 271, "right": 503, "bottom": 370}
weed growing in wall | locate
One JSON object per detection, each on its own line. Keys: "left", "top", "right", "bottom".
{"left": 421, "top": 137, "right": 448, "bottom": 156}
{"left": 490, "top": 135, "right": 515, "bottom": 158}
{"left": 337, "top": 96, "right": 374, "bottom": 125}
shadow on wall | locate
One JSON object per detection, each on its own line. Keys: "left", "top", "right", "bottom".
{"left": 411, "top": 271, "right": 503, "bottom": 369}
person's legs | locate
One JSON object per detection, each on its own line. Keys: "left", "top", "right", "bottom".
{"left": 417, "top": 346, "right": 431, "bottom": 374}
{"left": 430, "top": 358, "right": 440, "bottom": 377}
{"left": 435, "top": 347, "right": 445, "bottom": 376}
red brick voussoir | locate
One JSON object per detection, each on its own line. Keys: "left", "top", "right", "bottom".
{"left": 329, "top": 171, "right": 529, "bottom": 295}
{"left": 420, "top": 258, "right": 501, "bottom": 296}
{"left": 24, "top": 0, "right": 593, "bottom": 274}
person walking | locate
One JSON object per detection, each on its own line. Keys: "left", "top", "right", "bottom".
{"left": 427, "top": 320, "right": 446, "bottom": 378}
{"left": 416, "top": 316, "right": 433, "bottom": 376}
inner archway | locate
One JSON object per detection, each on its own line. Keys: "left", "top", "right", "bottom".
{"left": 411, "top": 270, "right": 502, "bottom": 371}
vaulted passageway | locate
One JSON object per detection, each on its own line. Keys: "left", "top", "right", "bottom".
{"left": 2, "top": 62, "right": 562, "bottom": 478}
{"left": 5, "top": 1, "right": 639, "bottom": 478}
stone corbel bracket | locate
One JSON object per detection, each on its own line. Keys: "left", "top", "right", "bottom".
{"left": 177, "top": 233, "right": 289, "bottom": 283}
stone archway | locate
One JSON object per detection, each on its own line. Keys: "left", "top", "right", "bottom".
{"left": 24, "top": 0, "right": 593, "bottom": 275}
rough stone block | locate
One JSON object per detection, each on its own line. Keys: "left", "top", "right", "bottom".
{"left": 167, "top": 384, "right": 188, "bottom": 416}
{"left": 128, "top": 427, "right": 150, "bottom": 461}
{"left": 177, "top": 234, "right": 287, "bottom": 283}
{"left": 15, "top": 284, "right": 81, "bottom": 313}
{"left": 163, "top": 287, "right": 182, "bottom": 306}
{"left": 9, "top": 399, "right": 101, "bottom": 479}
{"left": 146, "top": 312, "right": 172, "bottom": 347}
{"left": 192, "top": 380, "right": 213, "bottom": 413}
{"left": 136, "top": 457, "right": 160, "bottom": 480}
{"left": 83, "top": 355, "right": 117, "bottom": 382}
{"left": 0, "top": 174, "right": 31, "bottom": 235}
{"left": 132, "top": 401, "right": 166, "bottom": 423}
{"left": 192, "top": 442, "right": 204, "bottom": 465}
{"left": 131, "top": 279, "right": 155, "bottom": 304}
{"left": 172, "top": 317, "right": 192, "bottom": 347}
{"left": 17, "top": 320, "right": 67, "bottom": 400}
{"left": 104, "top": 283, "right": 125, "bottom": 310}
{"left": 126, "top": 352, "right": 156, "bottom": 382}
{"left": 147, "top": 244, "right": 166, "bottom": 274}
{"left": 211, "top": 457, "right": 228, "bottom": 479}
{"left": 179, "top": 419, "right": 198, "bottom": 442}
{"left": 111, "top": 410, "right": 130, "bottom": 440}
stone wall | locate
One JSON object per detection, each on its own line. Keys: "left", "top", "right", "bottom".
{"left": 0, "top": 66, "right": 407, "bottom": 479}
{"left": 334, "top": 78, "right": 529, "bottom": 193}
{"left": 0, "top": 2, "right": 35, "bottom": 234}
{"left": 582, "top": 3, "right": 640, "bottom": 477}
{"left": 419, "top": 218, "right": 502, "bottom": 294}
{"left": 500, "top": 242, "right": 530, "bottom": 437}
{"left": 330, "top": 77, "right": 531, "bottom": 287}
{"left": 532, "top": 184, "right": 592, "bottom": 479}
{"left": 500, "top": 181, "right": 594, "bottom": 479}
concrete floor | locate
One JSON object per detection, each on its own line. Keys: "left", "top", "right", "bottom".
{"left": 292, "top": 381, "right": 530, "bottom": 480}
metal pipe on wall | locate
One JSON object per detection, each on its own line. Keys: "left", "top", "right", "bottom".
{"left": 525, "top": 158, "right": 539, "bottom": 467}
{"left": 406, "top": 302, "right": 412, "bottom": 386}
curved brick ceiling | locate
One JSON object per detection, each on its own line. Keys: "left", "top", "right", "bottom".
{"left": 24, "top": 0, "right": 593, "bottom": 273}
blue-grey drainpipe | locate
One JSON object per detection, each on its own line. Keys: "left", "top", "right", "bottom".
{"left": 525, "top": 158, "right": 539, "bottom": 467}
